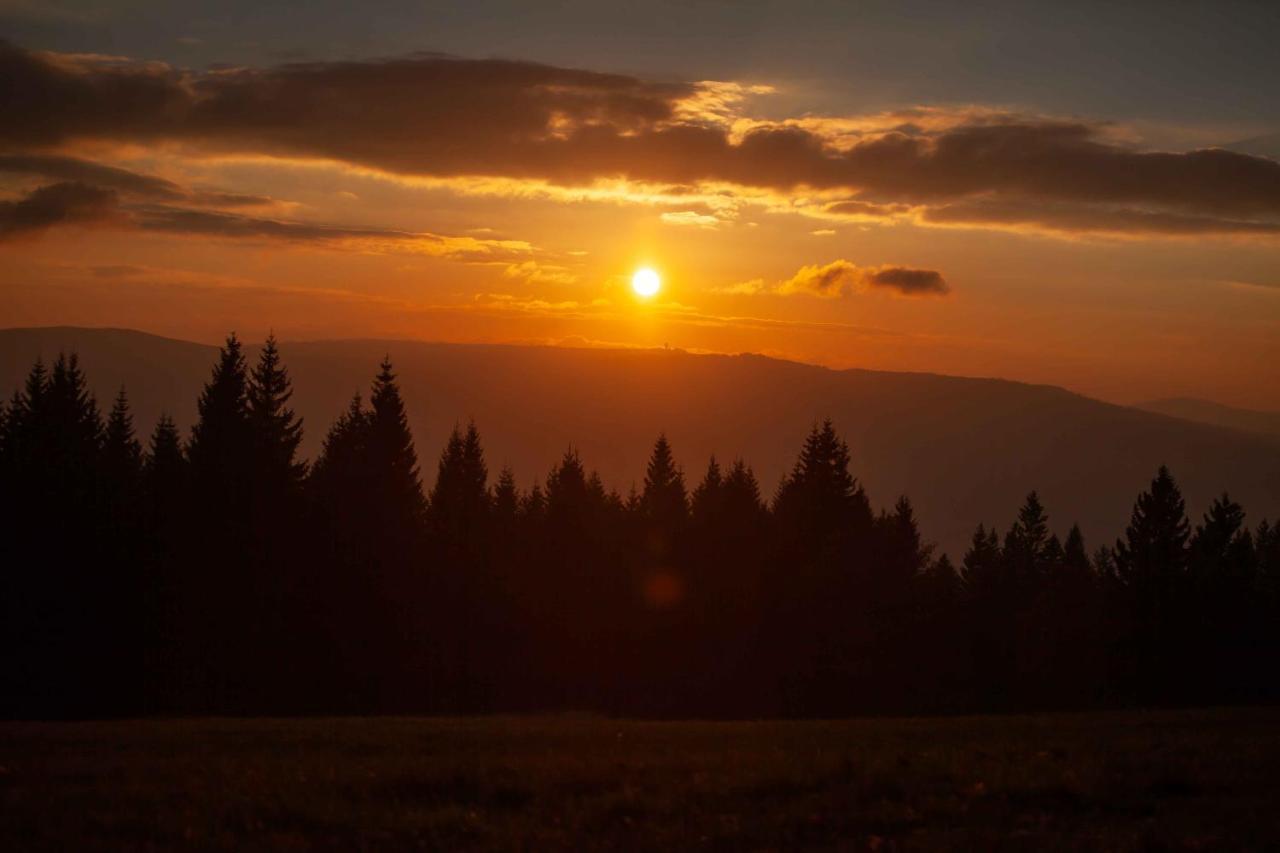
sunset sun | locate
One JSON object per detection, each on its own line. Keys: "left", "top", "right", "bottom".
{"left": 631, "top": 267, "right": 661, "bottom": 298}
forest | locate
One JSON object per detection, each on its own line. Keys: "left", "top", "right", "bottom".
{"left": 2, "top": 335, "right": 1278, "bottom": 719}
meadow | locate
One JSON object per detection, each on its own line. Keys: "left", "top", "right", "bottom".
{"left": 3, "top": 708, "right": 1279, "bottom": 851}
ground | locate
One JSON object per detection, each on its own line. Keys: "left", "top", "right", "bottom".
{"left": 3, "top": 708, "right": 1280, "bottom": 851}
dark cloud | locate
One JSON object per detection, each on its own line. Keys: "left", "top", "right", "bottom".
{"left": 0, "top": 153, "right": 185, "bottom": 198}
{"left": 824, "top": 199, "right": 908, "bottom": 217}
{"left": 4, "top": 41, "right": 1280, "bottom": 236}
{"left": 0, "top": 153, "right": 273, "bottom": 207}
{"left": 0, "top": 179, "right": 534, "bottom": 260}
{"left": 922, "top": 199, "right": 1280, "bottom": 236}
{"left": 0, "top": 181, "right": 119, "bottom": 239}
{"left": 866, "top": 266, "right": 950, "bottom": 296}
{"left": 778, "top": 260, "right": 949, "bottom": 298}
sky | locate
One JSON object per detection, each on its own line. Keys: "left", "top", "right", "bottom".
{"left": 1, "top": 0, "right": 1278, "bottom": 408}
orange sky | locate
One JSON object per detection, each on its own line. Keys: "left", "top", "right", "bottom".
{"left": 1, "top": 42, "right": 1278, "bottom": 409}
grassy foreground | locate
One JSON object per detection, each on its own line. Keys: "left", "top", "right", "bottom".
{"left": 3, "top": 709, "right": 1280, "bottom": 851}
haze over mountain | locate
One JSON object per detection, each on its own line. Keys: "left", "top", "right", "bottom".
{"left": 1132, "top": 397, "right": 1280, "bottom": 441}
{"left": 3, "top": 326, "right": 1278, "bottom": 558}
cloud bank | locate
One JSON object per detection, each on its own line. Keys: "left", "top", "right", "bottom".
{"left": 3, "top": 41, "right": 1280, "bottom": 237}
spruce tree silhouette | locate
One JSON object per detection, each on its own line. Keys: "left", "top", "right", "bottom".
{"left": 1187, "top": 494, "right": 1258, "bottom": 702}
{"left": 1062, "top": 524, "right": 1093, "bottom": 580}
{"left": 768, "top": 420, "right": 874, "bottom": 715}
{"left": 773, "top": 419, "right": 873, "bottom": 570}
{"left": 491, "top": 465, "right": 520, "bottom": 527}
{"left": 429, "top": 421, "right": 490, "bottom": 551}
{"left": 188, "top": 335, "right": 252, "bottom": 497}
{"left": 1114, "top": 466, "right": 1190, "bottom": 704}
{"left": 102, "top": 387, "right": 142, "bottom": 485}
{"left": 142, "top": 412, "right": 188, "bottom": 711}
{"left": 689, "top": 455, "right": 723, "bottom": 526}
{"left": 874, "top": 495, "right": 931, "bottom": 604}
{"left": 1004, "top": 491, "right": 1051, "bottom": 591}
{"left": 7, "top": 342, "right": 1280, "bottom": 718}
{"left": 185, "top": 335, "right": 255, "bottom": 711}
{"left": 362, "top": 359, "right": 429, "bottom": 710}
{"left": 100, "top": 386, "right": 146, "bottom": 713}
{"left": 244, "top": 336, "right": 309, "bottom": 710}
{"left": 247, "top": 334, "right": 306, "bottom": 487}
{"left": 369, "top": 357, "right": 427, "bottom": 527}
{"left": 428, "top": 421, "right": 493, "bottom": 711}
{"left": 640, "top": 433, "right": 688, "bottom": 534}
{"left": 2, "top": 355, "right": 105, "bottom": 717}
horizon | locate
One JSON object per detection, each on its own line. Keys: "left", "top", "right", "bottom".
{"left": 6, "top": 322, "right": 1278, "bottom": 414}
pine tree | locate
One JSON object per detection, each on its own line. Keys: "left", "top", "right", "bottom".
{"left": 521, "top": 479, "right": 546, "bottom": 525}
{"left": 689, "top": 456, "right": 723, "bottom": 526}
{"left": 773, "top": 419, "right": 872, "bottom": 549}
{"left": 1004, "top": 491, "right": 1050, "bottom": 586}
{"left": 187, "top": 334, "right": 252, "bottom": 497}
{"left": 1062, "top": 524, "right": 1092, "bottom": 578}
{"left": 546, "top": 448, "right": 588, "bottom": 518}
{"left": 960, "top": 523, "right": 1002, "bottom": 595}
{"left": 1114, "top": 466, "right": 1189, "bottom": 591}
{"left": 247, "top": 334, "right": 305, "bottom": 488}
{"left": 1113, "top": 466, "right": 1191, "bottom": 703}
{"left": 640, "top": 433, "right": 687, "bottom": 531}
{"left": 920, "top": 553, "right": 961, "bottom": 602}
{"left": 46, "top": 352, "right": 103, "bottom": 476}
{"left": 1188, "top": 493, "right": 1252, "bottom": 587}
{"left": 491, "top": 465, "right": 520, "bottom": 526}
{"left": 429, "top": 421, "right": 490, "bottom": 545}
{"left": 144, "top": 413, "right": 187, "bottom": 511}
{"left": 876, "top": 495, "right": 932, "bottom": 589}
{"left": 1, "top": 360, "right": 48, "bottom": 481}
{"left": 722, "top": 459, "right": 766, "bottom": 522}
{"left": 102, "top": 387, "right": 142, "bottom": 484}
{"left": 310, "top": 393, "right": 372, "bottom": 500}
{"left": 100, "top": 386, "right": 144, "bottom": 540}
{"left": 368, "top": 357, "right": 426, "bottom": 525}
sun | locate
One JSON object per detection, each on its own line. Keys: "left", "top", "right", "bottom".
{"left": 631, "top": 267, "right": 661, "bottom": 298}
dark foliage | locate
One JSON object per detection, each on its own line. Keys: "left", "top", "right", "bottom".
{"left": 3, "top": 346, "right": 1278, "bottom": 718}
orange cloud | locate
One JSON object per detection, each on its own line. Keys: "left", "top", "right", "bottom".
{"left": 716, "top": 261, "right": 948, "bottom": 298}
{"left": 775, "top": 260, "right": 950, "bottom": 298}
{"left": 4, "top": 42, "right": 1280, "bottom": 238}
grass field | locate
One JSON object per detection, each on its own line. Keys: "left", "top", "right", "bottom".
{"left": 3, "top": 708, "right": 1280, "bottom": 851}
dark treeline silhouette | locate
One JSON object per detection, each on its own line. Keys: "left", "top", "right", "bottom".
{"left": 2, "top": 337, "right": 1279, "bottom": 719}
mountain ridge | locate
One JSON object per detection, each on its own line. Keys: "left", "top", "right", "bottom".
{"left": 3, "top": 325, "right": 1277, "bottom": 559}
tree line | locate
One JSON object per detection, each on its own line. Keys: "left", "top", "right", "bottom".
{"left": 2, "top": 336, "right": 1278, "bottom": 718}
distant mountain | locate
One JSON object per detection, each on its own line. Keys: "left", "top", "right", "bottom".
{"left": 3, "top": 326, "right": 1278, "bottom": 558}
{"left": 1223, "top": 131, "right": 1280, "bottom": 161}
{"left": 1134, "top": 397, "right": 1280, "bottom": 441}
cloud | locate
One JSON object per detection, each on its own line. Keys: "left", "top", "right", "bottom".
{"left": 921, "top": 199, "right": 1280, "bottom": 237}
{"left": 0, "top": 181, "right": 119, "bottom": 238}
{"left": 778, "top": 260, "right": 949, "bottom": 298}
{"left": 823, "top": 199, "right": 910, "bottom": 218}
{"left": 864, "top": 266, "right": 950, "bottom": 296}
{"left": 660, "top": 210, "right": 721, "bottom": 228}
{"left": 0, "top": 180, "right": 540, "bottom": 261}
{"left": 502, "top": 259, "right": 579, "bottom": 285}
{"left": 4, "top": 41, "right": 1280, "bottom": 237}
{"left": 0, "top": 153, "right": 276, "bottom": 207}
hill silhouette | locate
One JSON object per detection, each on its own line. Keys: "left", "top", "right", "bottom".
{"left": 2, "top": 325, "right": 1277, "bottom": 557}
{"left": 1134, "top": 397, "right": 1280, "bottom": 441}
